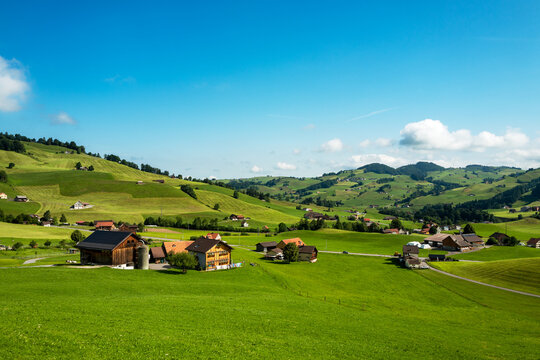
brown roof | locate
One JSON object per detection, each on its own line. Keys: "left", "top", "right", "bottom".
{"left": 423, "top": 233, "right": 449, "bottom": 243}
{"left": 402, "top": 245, "right": 419, "bottom": 254}
{"left": 95, "top": 220, "right": 114, "bottom": 227}
{"left": 489, "top": 232, "right": 509, "bottom": 241}
{"left": 449, "top": 235, "right": 470, "bottom": 247}
{"left": 162, "top": 241, "right": 194, "bottom": 255}
{"left": 462, "top": 233, "right": 483, "bottom": 244}
{"left": 527, "top": 238, "right": 540, "bottom": 245}
{"left": 150, "top": 246, "right": 165, "bottom": 259}
{"left": 268, "top": 247, "right": 283, "bottom": 254}
{"left": 299, "top": 245, "right": 317, "bottom": 254}
{"left": 257, "top": 241, "right": 277, "bottom": 247}
{"left": 383, "top": 228, "right": 399, "bottom": 234}
{"left": 186, "top": 238, "right": 232, "bottom": 254}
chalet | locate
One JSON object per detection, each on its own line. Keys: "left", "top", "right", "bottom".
{"left": 526, "top": 238, "right": 540, "bottom": 248}
{"left": 442, "top": 235, "right": 471, "bottom": 252}
{"left": 423, "top": 233, "right": 449, "bottom": 247}
{"left": 277, "top": 238, "right": 305, "bottom": 249}
{"left": 256, "top": 241, "right": 277, "bottom": 252}
{"left": 531, "top": 206, "right": 540, "bottom": 212}
{"left": 0, "top": 193, "right": 7, "bottom": 200}
{"left": 71, "top": 201, "right": 91, "bottom": 210}
{"left": 150, "top": 246, "right": 166, "bottom": 263}
{"left": 298, "top": 246, "right": 318, "bottom": 262}
{"left": 402, "top": 245, "right": 419, "bottom": 257}
{"left": 119, "top": 223, "right": 138, "bottom": 234}
{"left": 461, "top": 233, "right": 484, "bottom": 247}
{"left": 76, "top": 231, "right": 144, "bottom": 266}
{"left": 15, "top": 195, "right": 28, "bottom": 202}
{"left": 186, "top": 238, "right": 233, "bottom": 271}
{"left": 162, "top": 241, "right": 194, "bottom": 256}
{"left": 206, "top": 233, "right": 222, "bottom": 241}
{"left": 94, "top": 220, "right": 116, "bottom": 231}
{"left": 265, "top": 247, "right": 283, "bottom": 260}
{"left": 383, "top": 228, "right": 399, "bottom": 235}
{"left": 230, "top": 214, "right": 245, "bottom": 221}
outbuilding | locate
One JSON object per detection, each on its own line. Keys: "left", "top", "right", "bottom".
{"left": 256, "top": 241, "right": 277, "bottom": 252}
{"left": 298, "top": 246, "right": 318, "bottom": 262}
{"left": 76, "top": 231, "right": 144, "bottom": 266}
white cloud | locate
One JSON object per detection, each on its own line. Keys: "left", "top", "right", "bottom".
{"left": 351, "top": 154, "right": 407, "bottom": 168}
{"left": 375, "top": 138, "right": 393, "bottom": 147}
{"left": 303, "top": 123, "right": 316, "bottom": 130}
{"left": 51, "top": 112, "right": 76, "bottom": 125}
{"left": 276, "top": 162, "right": 297, "bottom": 170}
{"left": 359, "top": 140, "right": 371, "bottom": 148}
{"left": 251, "top": 165, "right": 263, "bottom": 173}
{"left": 399, "top": 119, "right": 529, "bottom": 151}
{"left": 293, "top": 149, "right": 301, "bottom": 155}
{"left": 320, "top": 138, "right": 343, "bottom": 152}
{"left": 0, "top": 56, "right": 29, "bottom": 112}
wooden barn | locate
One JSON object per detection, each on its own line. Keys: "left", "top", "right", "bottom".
{"left": 256, "top": 241, "right": 277, "bottom": 252}
{"left": 298, "top": 246, "right": 318, "bottom": 262}
{"left": 76, "top": 231, "right": 144, "bottom": 265}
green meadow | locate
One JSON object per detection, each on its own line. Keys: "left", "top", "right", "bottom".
{"left": 0, "top": 249, "right": 538, "bottom": 359}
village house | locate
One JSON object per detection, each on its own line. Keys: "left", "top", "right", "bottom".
{"left": 94, "top": 220, "right": 116, "bottom": 231}
{"left": 71, "top": 200, "right": 91, "bottom": 210}
{"left": 119, "top": 223, "right": 138, "bottom": 233}
{"left": 256, "top": 241, "right": 277, "bottom": 252}
{"left": 298, "top": 246, "right": 318, "bottom": 262}
{"left": 383, "top": 228, "right": 400, "bottom": 235}
{"left": 527, "top": 238, "right": 540, "bottom": 248}
{"left": 186, "top": 237, "right": 233, "bottom": 271}
{"left": 206, "top": 233, "right": 222, "bottom": 241}
{"left": 277, "top": 237, "right": 305, "bottom": 249}
{"left": 150, "top": 246, "right": 166, "bottom": 263}
{"left": 442, "top": 235, "right": 471, "bottom": 252}
{"left": 265, "top": 247, "right": 283, "bottom": 260}
{"left": 229, "top": 214, "right": 245, "bottom": 221}
{"left": 423, "top": 233, "right": 450, "bottom": 248}
{"left": 461, "top": 233, "right": 484, "bottom": 247}
{"left": 402, "top": 245, "right": 421, "bottom": 269}
{"left": 0, "top": 192, "right": 7, "bottom": 200}
{"left": 15, "top": 195, "right": 28, "bottom": 202}
{"left": 76, "top": 231, "right": 144, "bottom": 266}
{"left": 162, "top": 241, "right": 194, "bottom": 256}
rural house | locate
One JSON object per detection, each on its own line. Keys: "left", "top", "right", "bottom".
{"left": 94, "top": 220, "right": 116, "bottom": 231}
{"left": 277, "top": 238, "right": 305, "bottom": 249}
{"left": 527, "top": 238, "right": 540, "bottom": 248}
{"left": 383, "top": 228, "right": 400, "bottom": 235}
{"left": 461, "top": 233, "right": 484, "bottom": 247}
{"left": 442, "top": 235, "right": 471, "bottom": 252}
{"left": 298, "top": 246, "right": 318, "bottom": 262}
{"left": 256, "top": 241, "right": 277, "bottom": 252}
{"left": 423, "top": 233, "right": 450, "bottom": 248}
{"left": 119, "top": 223, "right": 138, "bottom": 233}
{"left": 186, "top": 238, "right": 233, "bottom": 271}
{"left": 489, "top": 232, "right": 509, "bottom": 243}
{"left": 401, "top": 245, "right": 421, "bottom": 269}
{"left": 265, "top": 247, "right": 283, "bottom": 260}
{"left": 402, "top": 245, "right": 419, "bottom": 257}
{"left": 206, "top": 233, "right": 222, "bottom": 241}
{"left": 150, "top": 246, "right": 166, "bottom": 263}
{"left": 76, "top": 231, "right": 144, "bottom": 266}
{"left": 162, "top": 241, "right": 194, "bottom": 256}
{"left": 15, "top": 195, "right": 28, "bottom": 202}
{"left": 241, "top": 220, "right": 249, "bottom": 228}
{"left": 230, "top": 214, "right": 245, "bottom": 221}
{"left": 0, "top": 192, "right": 7, "bottom": 200}
{"left": 71, "top": 201, "right": 91, "bottom": 210}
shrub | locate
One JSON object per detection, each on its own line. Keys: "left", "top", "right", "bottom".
{"left": 180, "top": 184, "right": 197, "bottom": 199}
{"left": 486, "top": 237, "right": 498, "bottom": 245}
{"left": 44, "top": 240, "right": 52, "bottom": 247}
{"left": 166, "top": 252, "right": 198, "bottom": 273}
{"left": 29, "top": 240, "right": 38, "bottom": 248}
{"left": 12, "top": 242, "right": 23, "bottom": 250}
{"left": 71, "top": 230, "right": 85, "bottom": 244}
{"left": 283, "top": 243, "right": 299, "bottom": 263}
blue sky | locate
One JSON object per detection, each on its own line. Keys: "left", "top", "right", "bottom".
{"left": 1, "top": 1, "right": 539, "bottom": 178}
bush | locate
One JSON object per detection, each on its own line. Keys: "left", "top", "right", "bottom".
{"left": 0, "top": 170, "right": 7, "bottom": 183}
{"left": 29, "top": 240, "right": 38, "bottom": 248}
{"left": 12, "top": 242, "right": 23, "bottom": 250}
{"left": 189, "top": 236, "right": 198, "bottom": 240}
{"left": 44, "top": 240, "right": 52, "bottom": 247}
{"left": 71, "top": 230, "right": 85, "bottom": 244}
{"left": 486, "top": 237, "right": 498, "bottom": 245}
{"left": 180, "top": 184, "right": 197, "bottom": 199}
{"left": 241, "top": 232, "right": 249, "bottom": 236}
{"left": 8, "top": 162, "right": 15, "bottom": 169}
{"left": 283, "top": 243, "right": 299, "bottom": 263}
{"left": 166, "top": 252, "right": 198, "bottom": 273}
{"left": 223, "top": 232, "right": 231, "bottom": 236}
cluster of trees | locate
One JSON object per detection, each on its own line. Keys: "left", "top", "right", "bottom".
{"left": 167, "top": 252, "right": 198, "bottom": 272}
{"left": 486, "top": 236, "right": 519, "bottom": 246}
{"left": 380, "top": 203, "right": 495, "bottom": 226}
{"left": 0, "top": 135, "right": 25, "bottom": 153}
{"left": 180, "top": 184, "right": 197, "bottom": 199}
{"left": 140, "top": 163, "right": 170, "bottom": 176}
{"left": 143, "top": 216, "right": 263, "bottom": 233}
{"left": 0, "top": 170, "right": 7, "bottom": 183}
{"left": 296, "top": 179, "right": 338, "bottom": 196}
{"left": 75, "top": 162, "right": 94, "bottom": 171}
{"left": 300, "top": 196, "right": 343, "bottom": 208}
{"left": 0, "top": 210, "right": 40, "bottom": 225}
{"left": 244, "top": 186, "right": 271, "bottom": 202}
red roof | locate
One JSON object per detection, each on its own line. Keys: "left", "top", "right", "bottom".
{"left": 206, "top": 233, "right": 220, "bottom": 240}
{"left": 95, "top": 221, "right": 114, "bottom": 227}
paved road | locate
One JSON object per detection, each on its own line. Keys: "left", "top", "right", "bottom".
{"left": 320, "top": 250, "right": 392, "bottom": 258}
{"left": 22, "top": 257, "right": 46, "bottom": 265}
{"left": 427, "top": 264, "right": 540, "bottom": 298}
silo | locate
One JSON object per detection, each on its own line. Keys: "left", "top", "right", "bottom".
{"left": 137, "top": 244, "right": 149, "bottom": 270}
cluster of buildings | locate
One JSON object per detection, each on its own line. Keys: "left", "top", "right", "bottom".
{"left": 255, "top": 237, "right": 318, "bottom": 262}
{"left": 70, "top": 201, "right": 92, "bottom": 210}
{"left": 422, "top": 233, "right": 484, "bottom": 252}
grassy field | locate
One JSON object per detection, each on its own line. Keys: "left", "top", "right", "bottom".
{"left": 468, "top": 218, "right": 540, "bottom": 240}
{"left": 0, "top": 248, "right": 538, "bottom": 359}
{"left": 432, "top": 257, "right": 540, "bottom": 295}
{"left": 451, "top": 246, "right": 540, "bottom": 261}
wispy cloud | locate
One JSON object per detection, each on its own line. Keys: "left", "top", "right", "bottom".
{"left": 0, "top": 55, "right": 30, "bottom": 112}
{"left": 251, "top": 165, "right": 263, "bottom": 173}
{"left": 50, "top": 112, "right": 76, "bottom": 125}
{"left": 105, "top": 74, "right": 136, "bottom": 84}
{"left": 320, "top": 138, "right": 344, "bottom": 153}
{"left": 303, "top": 123, "right": 316, "bottom": 130}
{"left": 276, "top": 162, "right": 296, "bottom": 170}
{"left": 347, "top": 108, "right": 393, "bottom": 122}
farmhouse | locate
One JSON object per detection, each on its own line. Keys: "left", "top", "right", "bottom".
{"left": 383, "top": 228, "right": 399, "bottom": 235}
{"left": 162, "top": 241, "right": 194, "bottom": 256}
{"left": 94, "top": 220, "right": 116, "bottom": 231}
{"left": 256, "top": 241, "right": 277, "bottom": 252}
{"left": 71, "top": 201, "right": 91, "bottom": 210}
{"left": 230, "top": 214, "right": 245, "bottom": 221}
{"left": 527, "top": 238, "right": 540, "bottom": 248}
{"left": 15, "top": 195, "right": 28, "bottom": 202}
{"left": 461, "top": 233, "right": 484, "bottom": 247}
{"left": 186, "top": 238, "right": 233, "bottom": 271}
{"left": 402, "top": 245, "right": 419, "bottom": 257}
{"left": 265, "top": 246, "right": 283, "bottom": 260}
{"left": 119, "top": 223, "right": 138, "bottom": 233}
{"left": 277, "top": 237, "right": 305, "bottom": 249}
{"left": 150, "top": 246, "right": 166, "bottom": 263}
{"left": 206, "top": 233, "right": 221, "bottom": 241}
{"left": 423, "top": 233, "right": 449, "bottom": 247}
{"left": 298, "top": 246, "right": 318, "bottom": 262}
{"left": 442, "top": 235, "right": 471, "bottom": 252}
{"left": 241, "top": 221, "right": 249, "bottom": 228}
{"left": 76, "top": 231, "right": 144, "bottom": 266}
{"left": 489, "top": 232, "right": 509, "bottom": 243}
{"left": 0, "top": 192, "right": 7, "bottom": 200}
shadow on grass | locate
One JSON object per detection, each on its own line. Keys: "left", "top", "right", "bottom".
{"left": 383, "top": 257, "right": 404, "bottom": 268}
{"left": 156, "top": 269, "right": 188, "bottom": 275}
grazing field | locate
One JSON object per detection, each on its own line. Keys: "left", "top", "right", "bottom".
{"left": 0, "top": 249, "right": 538, "bottom": 359}
{"left": 469, "top": 218, "right": 540, "bottom": 240}
{"left": 0, "top": 222, "right": 73, "bottom": 240}
{"left": 432, "top": 258, "right": 540, "bottom": 295}
{"left": 451, "top": 246, "right": 540, "bottom": 261}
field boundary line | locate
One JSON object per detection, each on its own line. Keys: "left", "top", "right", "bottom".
{"left": 427, "top": 264, "right": 540, "bottom": 298}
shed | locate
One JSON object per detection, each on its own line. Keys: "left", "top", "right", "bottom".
{"left": 298, "top": 245, "right": 318, "bottom": 262}
{"left": 256, "top": 241, "right": 277, "bottom": 252}
{"left": 76, "top": 231, "right": 144, "bottom": 265}
{"left": 150, "top": 246, "right": 166, "bottom": 263}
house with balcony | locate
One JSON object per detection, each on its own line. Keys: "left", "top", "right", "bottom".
{"left": 186, "top": 237, "right": 233, "bottom": 271}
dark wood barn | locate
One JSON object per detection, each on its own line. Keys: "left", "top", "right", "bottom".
{"left": 256, "top": 241, "right": 277, "bottom": 252}
{"left": 76, "top": 231, "right": 144, "bottom": 265}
